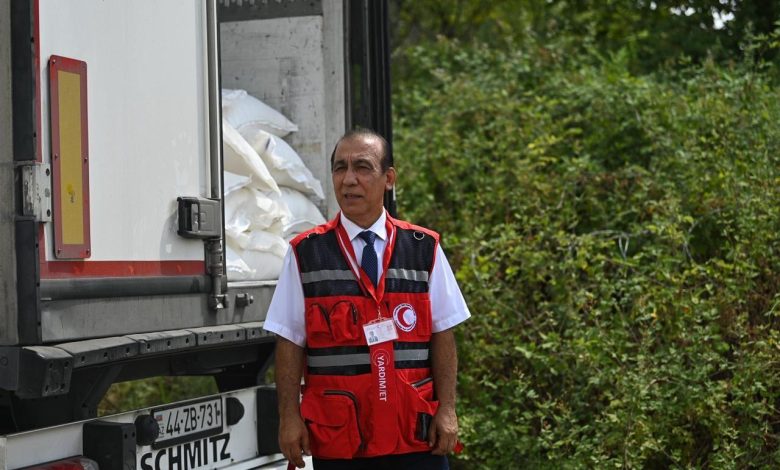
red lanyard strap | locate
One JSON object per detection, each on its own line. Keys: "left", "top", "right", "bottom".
{"left": 333, "top": 214, "right": 397, "bottom": 307}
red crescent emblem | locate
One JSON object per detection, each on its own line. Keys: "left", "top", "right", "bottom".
{"left": 392, "top": 303, "right": 417, "bottom": 332}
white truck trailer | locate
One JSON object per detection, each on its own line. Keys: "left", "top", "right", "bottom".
{"left": 0, "top": 0, "right": 393, "bottom": 468}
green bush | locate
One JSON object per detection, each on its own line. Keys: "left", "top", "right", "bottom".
{"left": 99, "top": 377, "right": 217, "bottom": 416}
{"left": 394, "top": 38, "right": 780, "bottom": 468}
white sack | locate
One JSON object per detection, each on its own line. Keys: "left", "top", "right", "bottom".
{"left": 222, "top": 119, "right": 280, "bottom": 195}
{"left": 226, "top": 244, "right": 255, "bottom": 281}
{"left": 232, "top": 230, "right": 288, "bottom": 259}
{"left": 224, "top": 188, "right": 291, "bottom": 239}
{"left": 276, "top": 188, "right": 326, "bottom": 237}
{"left": 224, "top": 188, "right": 253, "bottom": 237}
{"left": 240, "top": 126, "right": 325, "bottom": 200}
{"left": 224, "top": 171, "right": 250, "bottom": 196}
{"left": 222, "top": 89, "right": 298, "bottom": 138}
{"left": 235, "top": 248, "right": 284, "bottom": 281}
{"left": 226, "top": 242, "right": 284, "bottom": 281}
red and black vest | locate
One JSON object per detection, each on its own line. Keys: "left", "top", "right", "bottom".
{"left": 290, "top": 213, "right": 439, "bottom": 459}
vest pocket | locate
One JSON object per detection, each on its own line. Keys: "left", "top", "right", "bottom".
{"left": 300, "top": 388, "right": 364, "bottom": 459}
{"left": 328, "top": 301, "right": 360, "bottom": 342}
{"left": 305, "top": 301, "right": 360, "bottom": 343}
{"left": 400, "top": 378, "right": 439, "bottom": 445}
{"left": 305, "top": 303, "right": 332, "bottom": 340}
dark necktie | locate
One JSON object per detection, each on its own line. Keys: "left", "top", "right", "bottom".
{"left": 358, "top": 231, "right": 378, "bottom": 287}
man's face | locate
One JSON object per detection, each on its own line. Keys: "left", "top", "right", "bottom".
{"left": 332, "top": 135, "right": 396, "bottom": 228}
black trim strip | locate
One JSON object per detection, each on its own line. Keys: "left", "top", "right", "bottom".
{"left": 11, "top": 0, "right": 35, "bottom": 163}
{"left": 307, "top": 364, "right": 371, "bottom": 376}
{"left": 395, "top": 360, "right": 431, "bottom": 370}
{"left": 307, "top": 345, "right": 369, "bottom": 356}
{"left": 11, "top": 0, "right": 39, "bottom": 345}
{"left": 307, "top": 343, "right": 429, "bottom": 356}
{"left": 394, "top": 342, "right": 430, "bottom": 351}
{"left": 302, "top": 280, "right": 363, "bottom": 298}
{"left": 307, "top": 359, "right": 431, "bottom": 376}
{"left": 15, "top": 219, "right": 40, "bottom": 344}
{"left": 385, "top": 279, "right": 428, "bottom": 294}
{"left": 40, "top": 276, "right": 211, "bottom": 300}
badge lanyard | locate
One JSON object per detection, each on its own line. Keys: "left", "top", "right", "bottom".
{"left": 334, "top": 213, "right": 397, "bottom": 315}
{"left": 334, "top": 213, "right": 402, "bottom": 454}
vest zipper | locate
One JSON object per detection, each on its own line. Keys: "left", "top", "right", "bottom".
{"left": 324, "top": 390, "right": 365, "bottom": 450}
{"left": 411, "top": 377, "right": 433, "bottom": 388}
{"left": 314, "top": 303, "right": 331, "bottom": 335}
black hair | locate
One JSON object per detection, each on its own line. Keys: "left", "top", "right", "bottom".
{"left": 329, "top": 129, "right": 391, "bottom": 173}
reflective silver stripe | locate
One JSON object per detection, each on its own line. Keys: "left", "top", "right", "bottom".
{"left": 301, "top": 269, "right": 355, "bottom": 284}
{"left": 307, "top": 353, "right": 370, "bottom": 368}
{"left": 385, "top": 268, "right": 429, "bottom": 283}
{"left": 395, "top": 349, "right": 429, "bottom": 362}
{"left": 307, "top": 349, "right": 429, "bottom": 367}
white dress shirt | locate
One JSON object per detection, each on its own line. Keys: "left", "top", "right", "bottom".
{"left": 263, "top": 211, "right": 471, "bottom": 347}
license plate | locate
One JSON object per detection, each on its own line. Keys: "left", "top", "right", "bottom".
{"left": 152, "top": 397, "right": 223, "bottom": 449}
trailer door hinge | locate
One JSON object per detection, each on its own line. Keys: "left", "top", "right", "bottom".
{"left": 206, "top": 239, "right": 229, "bottom": 310}
{"left": 19, "top": 163, "right": 52, "bottom": 222}
{"left": 177, "top": 197, "right": 227, "bottom": 310}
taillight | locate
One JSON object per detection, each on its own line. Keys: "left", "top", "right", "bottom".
{"left": 21, "top": 457, "right": 98, "bottom": 470}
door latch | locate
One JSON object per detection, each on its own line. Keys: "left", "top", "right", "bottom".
{"left": 177, "top": 197, "right": 221, "bottom": 239}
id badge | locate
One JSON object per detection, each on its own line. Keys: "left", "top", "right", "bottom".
{"left": 363, "top": 318, "right": 398, "bottom": 345}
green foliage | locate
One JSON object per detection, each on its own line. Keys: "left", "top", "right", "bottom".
{"left": 99, "top": 377, "right": 218, "bottom": 416}
{"left": 394, "top": 37, "right": 780, "bottom": 468}
{"left": 390, "top": 0, "right": 780, "bottom": 74}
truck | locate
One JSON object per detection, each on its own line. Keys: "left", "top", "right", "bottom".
{"left": 0, "top": 0, "right": 393, "bottom": 468}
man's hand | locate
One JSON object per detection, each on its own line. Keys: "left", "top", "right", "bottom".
{"left": 429, "top": 329, "right": 459, "bottom": 455}
{"left": 428, "top": 404, "right": 458, "bottom": 455}
{"left": 279, "top": 413, "right": 310, "bottom": 468}
{"left": 275, "top": 337, "right": 308, "bottom": 468}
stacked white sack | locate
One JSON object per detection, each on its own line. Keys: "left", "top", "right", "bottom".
{"left": 222, "top": 89, "right": 299, "bottom": 137}
{"left": 222, "top": 89, "right": 326, "bottom": 281}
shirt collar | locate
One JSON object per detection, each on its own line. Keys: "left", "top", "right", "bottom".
{"left": 340, "top": 210, "right": 387, "bottom": 242}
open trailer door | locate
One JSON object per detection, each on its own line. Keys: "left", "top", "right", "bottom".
{"left": 6, "top": 0, "right": 230, "bottom": 346}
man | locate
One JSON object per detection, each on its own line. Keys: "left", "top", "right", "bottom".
{"left": 263, "top": 130, "right": 470, "bottom": 469}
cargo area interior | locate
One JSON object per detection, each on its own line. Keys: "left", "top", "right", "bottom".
{"left": 219, "top": 8, "right": 345, "bottom": 285}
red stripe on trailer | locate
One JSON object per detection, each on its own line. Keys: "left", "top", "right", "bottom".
{"left": 36, "top": 228, "right": 206, "bottom": 279}
{"left": 40, "top": 260, "right": 206, "bottom": 279}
